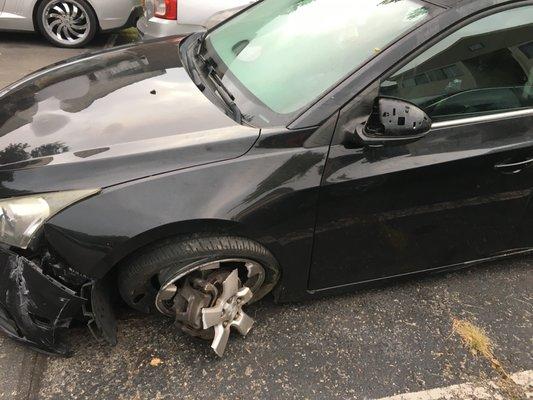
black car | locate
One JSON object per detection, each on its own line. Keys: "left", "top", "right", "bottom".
{"left": 0, "top": 0, "right": 532, "bottom": 357}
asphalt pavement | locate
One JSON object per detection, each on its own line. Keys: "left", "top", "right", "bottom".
{"left": 4, "top": 257, "right": 530, "bottom": 400}
{"left": 0, "top": 32, "right": 531, "bottom": 400}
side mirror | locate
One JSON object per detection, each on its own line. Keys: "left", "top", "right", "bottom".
{"left": 356, "top": 97, "right": 432, "bottom": 145}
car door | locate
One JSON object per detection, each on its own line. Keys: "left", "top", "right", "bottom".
{"left": 310, "top": 4, "right": 533, "bottom": 291}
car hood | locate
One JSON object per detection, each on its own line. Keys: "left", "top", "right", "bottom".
{"left": 0, "top": 37, "right": 259, "bottom": 197}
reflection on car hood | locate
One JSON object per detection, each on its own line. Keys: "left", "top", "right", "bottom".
{"left": 0, "top": 37, "right": 259, "bottom": 197}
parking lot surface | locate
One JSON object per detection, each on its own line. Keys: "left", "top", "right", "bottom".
{"left": 11, "top": 257, "right": 532, "bottom": 400}
{"left": 0, "top": 34, "right": 532, "bottom": 400}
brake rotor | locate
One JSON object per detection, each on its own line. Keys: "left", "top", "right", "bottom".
{"left": 155, "top": 258, "right": 265, "bottom": 317}
{"left": 172, "top": 276, "right": 218, "bottom": 340}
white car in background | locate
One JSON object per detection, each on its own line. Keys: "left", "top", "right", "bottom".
{"left": 137, "top": 0, "right": 255, "bottom": 39}
{"left": 0, "top": 0, "right": 142, "bottom": 47}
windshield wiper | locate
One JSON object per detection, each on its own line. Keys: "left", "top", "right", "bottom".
{"left": 192, "top": 35, "right": 243, "bottom": 123}
{"left": 196, "top": 31, "right": 207, "bottom": 56}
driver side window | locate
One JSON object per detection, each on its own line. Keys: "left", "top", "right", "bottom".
{"left": 379, "top": 6, "right": 533, "bottom": 122}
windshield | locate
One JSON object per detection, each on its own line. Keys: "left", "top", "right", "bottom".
{"left": 204, "top": 0, "right": 432, "bottom": 121}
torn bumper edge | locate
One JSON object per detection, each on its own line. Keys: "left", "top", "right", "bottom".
{"left": 0, "top": 248, "right": 85, "bottom": 356}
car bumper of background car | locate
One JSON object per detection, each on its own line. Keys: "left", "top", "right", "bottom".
{"left": 137, "top": 15, "right": 204, "bottom": 39}
{"left": 0, "top": 247, "right": 85, "bottom": 356}
{"left": 99, "top": 4, "right": 144, "bottom": 31}
{"left": 125, "top": 6, "right": 145, "bottom": 29}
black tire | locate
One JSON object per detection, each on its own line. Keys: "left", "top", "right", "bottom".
{"left": 36, "top": 0, "right": 98, "bottom": 48}
{"left": 118, "top": 235, "right": 280, "bottom": 314}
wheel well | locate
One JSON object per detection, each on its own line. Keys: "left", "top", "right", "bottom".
{"left": 98, "top": 219, "right": 281, "bottom": 283}
{"left": 97, "top": 220, "right": 283, "bottom": 308}
{"left": 32, "top": 0, "right": 101, "bottom": 32}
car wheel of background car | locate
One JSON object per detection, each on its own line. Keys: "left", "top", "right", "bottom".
{"left": 37, "top": 0, "right": 97, "bottom": 48}
{"left": 117, "top": 235, "right": 280, "bottom": 356}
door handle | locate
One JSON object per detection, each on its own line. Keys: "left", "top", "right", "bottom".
{"left": 494, "top": 158, "right": 533, "bottom": 173}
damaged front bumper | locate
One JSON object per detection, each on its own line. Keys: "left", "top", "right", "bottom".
{"left": 0, "top": 248, "right": 85, "bottom": 356}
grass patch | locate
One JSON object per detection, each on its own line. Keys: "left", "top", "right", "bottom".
{"left": 452, "top": 318, "right": 507, "bottom": 377}
{"left": 452, "top": 318, "right": 528, "bottom": 399}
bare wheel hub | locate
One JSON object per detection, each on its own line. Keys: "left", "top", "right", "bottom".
{"left": 155, "top": 259, "right": 264, "bottom": 356}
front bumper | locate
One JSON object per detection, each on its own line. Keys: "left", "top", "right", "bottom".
{"left": 0, "top": 248, "right": 85, "bottom": 356}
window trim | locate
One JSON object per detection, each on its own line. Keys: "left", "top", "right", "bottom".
{"left": 431, "top": 108, "right": 533, "bottom": 130}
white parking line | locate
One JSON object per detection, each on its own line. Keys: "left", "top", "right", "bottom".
{"left": 376, "top": 370, "right": 532, "bottom": 400}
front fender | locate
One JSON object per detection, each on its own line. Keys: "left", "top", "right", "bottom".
{"left": 44, "top": 122, "right": 337, "bottom": 302}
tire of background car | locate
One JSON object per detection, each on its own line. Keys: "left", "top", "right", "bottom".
{"left": 36, "top": 0, "right": 98, "bottom": 48}
{"left": 118, "top": 234, "right": 281, "bottom": 315}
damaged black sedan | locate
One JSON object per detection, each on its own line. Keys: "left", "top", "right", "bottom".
{"left": 0, "top": 0, "right": 532, "bottom": 357}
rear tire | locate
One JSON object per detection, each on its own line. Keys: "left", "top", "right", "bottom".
{"left": 37, "top": 0, "right": 97, "bottom": 48}
{"left": 118, "top": 235, "right": 280, "bottom": 314}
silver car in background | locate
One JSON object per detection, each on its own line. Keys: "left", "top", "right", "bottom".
{"left": 137, "top": 0, "right": 255, "bottom": 39}
{"left": 0, "top": 0, "right": 142, "bottom": 47}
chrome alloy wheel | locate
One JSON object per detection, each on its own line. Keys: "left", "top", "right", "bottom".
{"left": 42, "top": 0, "right": 91, "bottom": 45}
{"left": 155, "top": 258, "right": 265, "bottom": 357}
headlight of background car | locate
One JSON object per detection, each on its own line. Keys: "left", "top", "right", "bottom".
{"left": 0, "top": 189, "right": 100, "bottom": 249}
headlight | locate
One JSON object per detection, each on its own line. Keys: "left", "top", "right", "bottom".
{"left": 0, "top": 189, "right": 100, "bottom": 249}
